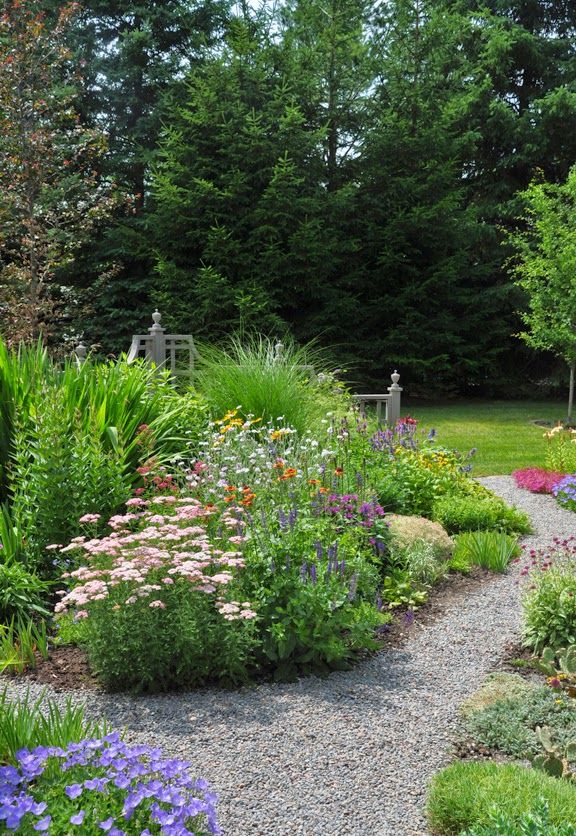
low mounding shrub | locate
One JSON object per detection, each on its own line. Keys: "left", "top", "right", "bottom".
{"left": 387, "top": 515, "right": 453, "bottom": 561}
{"left": 522, "top": 548, "right": 576, "bottom": 652}
{"left": 513, "top": 467, "right": 565, "bottom": 494}
{"left": 0, "top": 732, "right": 220, "bottom": 834}
{"left": 428, "top": 762, "right": 576, "bottom": 834}
{"left": 460, "top": 800, "right": 576, "bottom": 835}
{"left": 553, "top": 475, "right": 576, "bottom": 512}
{"left": 463, "top": 685, "right": 576, "bottom": 758}
{"left": 431, "top": 494, "right": 531, "bottom": 535}
{"left": 451, "top": 531, "right": 519, "bottom": 573}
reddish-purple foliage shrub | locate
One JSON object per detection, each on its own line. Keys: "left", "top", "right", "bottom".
{"left": 512, "top": 467, "right": 565, "bottom": 494}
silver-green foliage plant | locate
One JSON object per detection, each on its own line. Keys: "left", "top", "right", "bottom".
{"left": 452, "top": 531, "right": 520, "bottom": 573}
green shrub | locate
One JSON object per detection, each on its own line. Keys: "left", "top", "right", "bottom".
{"left": 432, "top": 494, "right": 531, "bottom": 535}
{"left": 523, "top": 564, "right": 576, "bottom": 652}
{"left": 460, "top": 799, "right": 576, "bottom": 835}
{"left": 391, "top": 446, "right": 472, "bottom": 517}
{"left": 464, "top": 686, "right": 576, "bottom": 759}
{"left": 193, "top": 334, "right": 337, "bottom": 435}
{"left": 387, "top": 514, "right": 454, "bottom": 560}
{"left": 428, "top": 762, "right": 576, "bottom": 834}
{"left": 452, "top": 531, "right": 520, "bottom": 573}
{"left": 0, "top": 687, "right": 108, "bottom": 765}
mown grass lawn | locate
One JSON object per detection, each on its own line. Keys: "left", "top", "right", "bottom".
{"left": 403, "top": 400, "right": 566, "bottom": 476}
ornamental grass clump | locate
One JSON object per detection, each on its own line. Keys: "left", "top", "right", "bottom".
{"left": 0, "top": 732, "right": 219, "bottom": 834}
{"left": 193, "top": 334, "right": 335, "bottom": 435}
{"left": 54, "top": 496, "right": 258, "bottom": 692}
{"left": 512, "top": 468, "right": 565, "bottom": 494}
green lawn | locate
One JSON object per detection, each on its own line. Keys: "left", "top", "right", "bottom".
{"left": 403, "top": 400, "right": 566, "bottom": 476}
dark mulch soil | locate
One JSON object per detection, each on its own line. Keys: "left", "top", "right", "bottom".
{"left": 7, "top": 645, "right": 100, "bottom": 692}
{"left": 9, "top": 568, "right": 495, "bottom": 694}
{"left": 494, "top": 641, "right": 541, "bottom": 681}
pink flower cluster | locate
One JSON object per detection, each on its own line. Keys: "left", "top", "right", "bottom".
{"left": 512, "top": 467, "right": 565, "bottom": 494}
{"left": 54, "top": 496, "right": 255, "bottom": 622}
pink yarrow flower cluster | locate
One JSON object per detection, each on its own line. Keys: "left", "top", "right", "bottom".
{"left": 55, "top": 496, "right": 255, "bottom": 622}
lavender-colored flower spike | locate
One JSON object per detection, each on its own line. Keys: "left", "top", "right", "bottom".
{"left": 278, "top": 509, "right": 287, "bottom": 530}
{"left": 315, "top": 541, "right": 324, "bottom": 561}
{"left": 310, "top": 564, "right": 317, "bottom": 584}
{"left": 288, "top": 508, "right": 298, "bottom": 530}
{"left": 300, "top": 562, "right": 308, "bottom": 582}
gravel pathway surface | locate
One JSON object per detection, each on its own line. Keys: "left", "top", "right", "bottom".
{"left": 3, "top": 477, "right": 575, "bottom": 835}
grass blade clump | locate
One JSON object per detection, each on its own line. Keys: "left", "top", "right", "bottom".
{"left": 452, "top": 531, "right": 520, "bottom": 573}
{"left": 194, "top": 334, "right": 333, "bottom": 435}
{"left": 0, "top": 687, "right": 108, "bottom": 765}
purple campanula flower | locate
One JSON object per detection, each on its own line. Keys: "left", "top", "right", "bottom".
{"left": 288, "top": 508, "right": 298, "bottom": 530}
{"left": 278, "top": 509, "right": 287, "bottom": 530}
{"left": 70, "top": 810, "right": 86, "bottom": 825}
{"left": 310, "top": 563, "right": 317, "bottom": 584}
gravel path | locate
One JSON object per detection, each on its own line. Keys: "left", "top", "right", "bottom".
{"left": 3, "top": 477, "right": 575, "bottom": 835}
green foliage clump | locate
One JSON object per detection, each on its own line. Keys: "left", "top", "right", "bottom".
{"left": 460, "top": 800, "right": 576, "bottom": 835}
{"left": 390, "top": 446, "right": 474, "bottom": 517}
{"left": 523, "top": 564, "right": 576, "bottom": 652}
{"left": 428, "top": 762, "right": 576, "bottom": 834}
{"left": 464, "top": 686, "right": 576, "bottom": 759}
{"left": 452, "top": 531, "right": 520, "bottom": 573}
{"left": 432, "top": 494, "right": 532, "bottom": 535}
{"left": 0, "top": 687, "right": 109, "bottom": 765}
{"left": 0, "top": 558, "right": 49, "bottom": 624}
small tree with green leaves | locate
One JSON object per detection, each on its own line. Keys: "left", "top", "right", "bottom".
{"left": 508, "top": 167, "right": 576, "bottom": 422}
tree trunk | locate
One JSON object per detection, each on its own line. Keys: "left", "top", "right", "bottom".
{"left": 568, "top": 360, "right": 575, "bottom": 424}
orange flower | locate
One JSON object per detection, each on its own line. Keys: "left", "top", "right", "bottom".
{"left": 308, "top": 479, "right": 320, "bottom": 486}
{"left": 334, "top": 467, "right": 344, "bottom": 476}
{"left": 273, "top": 459, "right": 285, "bottom": 470}
{"left": 224, "top": 485, "right": 237, "bottom": 493}
{"left": 318, "top": 486, "right": 329, "bottom": 494}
